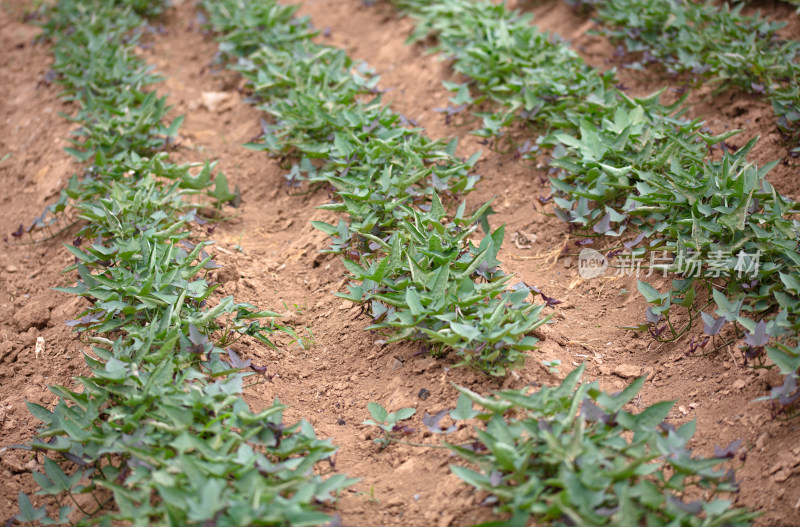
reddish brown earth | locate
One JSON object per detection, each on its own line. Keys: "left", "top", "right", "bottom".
{"left": 1, "top": 0, "right": 799, "bottom": 525}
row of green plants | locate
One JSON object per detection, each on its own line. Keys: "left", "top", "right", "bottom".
{"left": 389, "top": 0, "right": 800, "bottom": 411}
{"left": 12, "top": 1, "right": 353, "bottom": 524}
{"left": 198, "top": 0, "right": 760, "bottom": 524}
{"left": 566, "top": 0, "right": 800, "bottom": 148}
{"left": 199, "top": 0, "right": 552, "bottom": 377}
{"left": 366, "top": 365, "right": 756, "bottom": 526}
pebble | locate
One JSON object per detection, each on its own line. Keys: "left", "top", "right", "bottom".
{"left": 755, "top": 432, "right": 769, "bottom": 451}
{"left": 6, "top": 265, "right": 17, "bottom": 273}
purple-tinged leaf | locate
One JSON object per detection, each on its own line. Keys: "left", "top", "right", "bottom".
{"left": 204, "top": 259, "right": 222, "bottom": 269}
{"left": 251, "top": 363, "right": 267, "bottom": 374}
{"left": 667, "top": 496, "right": 703, "bottom": 515}
{"left": 460, "top": 441, "right": 488, "bottom": 453}
{"left": 741, "top": 279, "right": 758, "bottom": 290}
{"left": 687, "top": 336, "right": 709, "bottom": 355}
{"left": 553, "top": 208, "right": 572, "bottom": 223}
{"left": 581, "top": 397, "right": 609, "bottom": 424}
{"left": 770, "top": 374, "right": 799, "bottom": 406}
{"left": 188, "top": 323, "right": 209, "bottom": 347}
{"left": 391, "top": 424, "right": 415, "bottom": 435}
{"left": 511, "top": 281, "right": 532, "bottom": 293}
{"left": 539, "top": 291, "right": 562, "bottom": 308}
{"left": 423, "top": 410, "right": 456, "bottom": 435}
{"left": 658, "top": 421, "right": 676, "bottom": 433}
{"left": 701, "top": 312, "right": 725, "bottom": 336}
{"left": 11, "top": 223, "right": 23, "bottom": 238}
{"left": 479, "top": 495, "right": 499, "bottom": 506}
{"left": 744, "top": 320, "right": 769, "bottom": 347}
{"left": 489, "top": 471, "right": 503, "bottom": 487}
{"left": 645, "top": 307, "right": 663, "bottom": 324}
{"left": 623, "top": 232, "right": 645, "bottom": 250}
{"left": 649, "top": 324, "right": 667, "bottom": 338}
{"left": 433, "top": 104, "right": 466, "bottom": 116}
{"left": 228, "top": 349, "right": 251, "bottom": 369}
{"left": 741, "top": 345, "right": 763, "bottom": 363}
{"left": 713, "top": 439, "right": 742, "bottom": 459}
{"left": 65, "top": 311, "right": 106, "bottom": 328}
{"left": 362, "top": 118, "right": 380, "bottom": 134}
{"left": 592, "top": 213, "right": 611, "bottom": 234}
{"left": 537, "top": 419, "right": 553, "bottom": 434}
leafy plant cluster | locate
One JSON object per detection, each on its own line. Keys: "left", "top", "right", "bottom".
{"left": 361, "top": 365, "right": 756, "bottom": 525}
{"left": 445, "top": 364, "right": 757, "bottom": 526}
{"left": 13, "top": 1, "right": 353, "bottom": 524}
{"left": 571, "top": 0, "right": 800, "bottom": 147}
{"left": 199, "top": 0, "right": 552, "bottom": 376}
{"left": 389, "top": 0, "right": 800, "bottom": 412}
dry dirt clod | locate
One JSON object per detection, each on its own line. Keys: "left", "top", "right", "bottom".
{"left": 200, "top": 91, "right": 236, "bottom": 113}
{"left": 612, "top": 363, "right": 641, "bottom": 379}
{"left": 13, "top": 303, "right": 50, "bottom": 332}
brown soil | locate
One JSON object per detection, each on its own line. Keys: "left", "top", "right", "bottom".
{"left": 1, "top": 0, "right": 799, "bottom": 525}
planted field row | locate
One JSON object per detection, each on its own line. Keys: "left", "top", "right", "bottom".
{"left": 568, "top": 0, "right": 800, "bottom": 148}
{"left": 14, "top": 0, "right": 352, "bottom": 524}
{"left": 389, "top": 0, "right": 800, "bottom": 413}
{"left": 200, "top": 0, "right": 551, "bottom": 377}
{"left": 197, "top": 0, "right": 757, "bottom": 524}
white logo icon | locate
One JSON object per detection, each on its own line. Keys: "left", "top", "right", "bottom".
{"left": 578, "top": 248, "right": 607, "bottom": 279}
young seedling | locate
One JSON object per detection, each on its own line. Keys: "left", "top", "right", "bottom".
{"left": 362, "top": 402, "right": 416, "bottom": 448}
{"left": 541, "top": 359, "right": 561, "bottom": 374}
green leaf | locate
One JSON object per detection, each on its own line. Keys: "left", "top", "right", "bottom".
{"left": 450, "top": 321, "right": 480, "bottom": 341}
{"left": 368, "top": 402, "right": 388, "bottom": 424}
{"left": 779, "top": 273, "right": 800, "bottom": 295}
{"left": 208, "top": 171, "right": 238, "bottom": 205}
{"left": 394, "top": 407, "right": 416, "bottom": 421}
{"left": 310, "top": 221, "right": 339, "bottom": 236}
{"left": 165, "top": 114, "right": 184, "bottom": 137}
{"left": 405, "top": 288, "right": 424, "bottom": 316}
{"left": 450, "top": 393, "right": 478, "bottom": 421}
{"left": 637, "top": 280, "right": 665, "bottom": 304}
{"left": 15, "top": 492, "right": 46, "bottom": 522}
